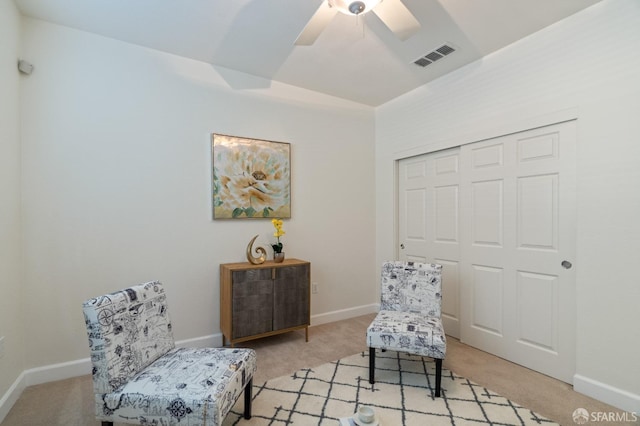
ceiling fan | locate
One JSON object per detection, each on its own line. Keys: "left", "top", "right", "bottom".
{"left": 295, "top": 0, "right": 421, "bottom": 45}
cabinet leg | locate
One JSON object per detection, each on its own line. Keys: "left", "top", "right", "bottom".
{"left": 222, "top": 334, "right": 226, "bottom": 347}
{"left": 305, "top": 327, "right": 309, "bottom": 342}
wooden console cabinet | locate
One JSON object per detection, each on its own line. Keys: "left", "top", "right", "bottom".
{"left": 220, "top": 258, "right": 310, "bottom": 347}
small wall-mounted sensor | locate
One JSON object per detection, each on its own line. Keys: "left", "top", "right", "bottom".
{"left": 18, "top": 59, "right": 34, "bottom": 75}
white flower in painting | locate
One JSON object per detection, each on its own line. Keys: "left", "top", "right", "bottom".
{"left": 214, "top": 138, "right": 290, "bottom": 217}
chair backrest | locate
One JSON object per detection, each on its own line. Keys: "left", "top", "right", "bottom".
{"left": 380, "top": 261, "right": 443, "bottom": 317}
{"left": 82, "top": 281, "right": 175, "bottom": 394}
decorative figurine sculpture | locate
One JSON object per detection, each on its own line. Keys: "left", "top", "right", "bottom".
{"left": 246, "top": 234, "right": 267, "bottom": 265}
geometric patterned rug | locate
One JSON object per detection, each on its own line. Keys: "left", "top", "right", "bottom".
{"left": 223, "top": 350, "right": 558, "bottom": 425}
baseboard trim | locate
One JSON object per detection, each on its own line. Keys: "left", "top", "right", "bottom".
{"left": 310, "top": 303, "right": 378, "bottom": 326}
{"left": 24, "top": 357, "right": 92, "bottom": 387}
{"left": 574, "top": 374, "right": 640, "bottom": 413}
{"left": 0, "top": 372, "right": 26, "bottom": 424}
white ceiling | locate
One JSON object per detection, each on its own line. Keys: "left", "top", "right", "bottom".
{"left": 14, "top": 0, "right": 602, "bottom": 106}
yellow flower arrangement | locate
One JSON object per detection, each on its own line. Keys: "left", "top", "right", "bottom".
{"left": 271, "top": 218, "right": 285, "bottom": 253}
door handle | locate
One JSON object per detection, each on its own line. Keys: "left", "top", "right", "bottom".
{"left": 400, "top": 243, "right": 405, "bottom": 249}
{"left": 561, "top": 260, "right": 572, "bottom": 269}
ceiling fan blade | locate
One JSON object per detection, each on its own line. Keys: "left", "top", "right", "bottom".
{"left": 373, "top": 0, "right": 421, "bottom": 41}
{"left": 295, "top": 1, "right": 338, "bottom": 46}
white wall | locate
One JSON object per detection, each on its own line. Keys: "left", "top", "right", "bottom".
{"left": 18, "top": 18, "right": 377, "bottom": 371}
{"left": 376, "top": 0, "right": 640, "bottom": 413}
{"left": 0, "top": 0, "right": 26, "bottom": 420}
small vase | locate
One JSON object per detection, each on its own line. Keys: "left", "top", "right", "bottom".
{"left": 274, "top": 252, "right": 285, "bottom": 263}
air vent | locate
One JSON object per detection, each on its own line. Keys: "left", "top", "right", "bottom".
{"left": 436, "top": 45, "right": 455, "bottom": 56}
{"left": 425, "top": 51, "right": 444, "bottom": 62}
{"left": 413, "top": 44, "right": 456, "bottom": 68}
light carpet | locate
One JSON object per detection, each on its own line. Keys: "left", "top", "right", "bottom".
{"left": 223, "top": 350, "right": 558, "bottom": 425}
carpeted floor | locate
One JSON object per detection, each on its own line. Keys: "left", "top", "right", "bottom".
{"left": 224, "top": 350, "right": 557, "bottom": 425}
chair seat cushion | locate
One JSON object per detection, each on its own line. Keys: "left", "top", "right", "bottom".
{"left": 96, "top": 347, "right": 256, "bottom": 426}
{"left": 367, "top": 310, "right": 446, "bottom": 359}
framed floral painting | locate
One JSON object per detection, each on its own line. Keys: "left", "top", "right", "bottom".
{"left": 211, "top": 134, "right": 291, "bottom": 219}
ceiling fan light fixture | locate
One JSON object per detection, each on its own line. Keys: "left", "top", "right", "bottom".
{"left": 329, "top": 0, "right": 382, "bottom": 16}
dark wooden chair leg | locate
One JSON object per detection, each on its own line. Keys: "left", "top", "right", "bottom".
{"left": 369, "top": 347, "right": 375, "bottom": 384}
{"left": 435, "top": 358, "right": 442, "bottom": 397}
{"left": 243, "top": 378, "right": 253, "bottom": 419}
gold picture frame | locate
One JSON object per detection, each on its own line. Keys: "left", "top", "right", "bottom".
{"left": 211, "top": 134, "right": 291, "bottom": 219}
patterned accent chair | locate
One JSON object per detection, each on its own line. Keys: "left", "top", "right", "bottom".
{"left": 367, "top": 261, "right": 446, "bottom": 397}
{"left": 82, "top": 281, "right": 256, "bottom": 426}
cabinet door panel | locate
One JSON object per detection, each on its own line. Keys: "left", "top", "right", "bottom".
{"left": 232, "top": 270, "right": 273, "bottom": 338}
{"left": 273, "top": 265, "right": 309, "bottom": 330}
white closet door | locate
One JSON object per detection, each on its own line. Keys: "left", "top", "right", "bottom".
{"left": 459, "top": 121, "right": 576, "bottom": 383}
{"left": 398, "top": 147, "right": 461, "bottom": 338}
{"left": 397, "top": 120, "right": 576, "bottom": 382}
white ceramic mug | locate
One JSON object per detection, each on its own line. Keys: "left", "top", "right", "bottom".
{"left": 357, "top": 406, "right": 375, "bottom": 423}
